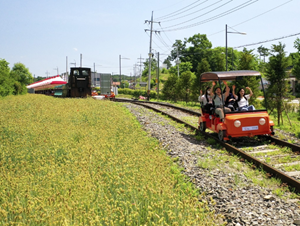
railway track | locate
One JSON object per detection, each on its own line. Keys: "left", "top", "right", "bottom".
{"left": 115, "top": 98, "right": 300, "bottom": 192}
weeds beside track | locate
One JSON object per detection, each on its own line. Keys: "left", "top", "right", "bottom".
{"left": 0, "top": 94, "right": 217, "bottom": 225}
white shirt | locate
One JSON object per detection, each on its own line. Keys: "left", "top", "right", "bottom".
{"left": 199, "top": 94, "right": 212, "bottom": 105}
{"left": 237, "top": 94, "right": 250, "bottom": 107}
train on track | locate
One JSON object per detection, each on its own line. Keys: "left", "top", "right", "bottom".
{"left": 198, "top": 70, "right": 275, "bottom": 141}
{"left": 27, "top": 67, "right": 115, "bottom": 99}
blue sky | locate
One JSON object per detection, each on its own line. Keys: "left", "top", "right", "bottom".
{"left": 0, "top": 0, "right": 299, "bottom": 78}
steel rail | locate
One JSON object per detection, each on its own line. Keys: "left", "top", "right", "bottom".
{"left": 115, "top": 98, "right": 201, "bottom": 116}
{"left": 114, "top": 98, "right": 300, "bottom": 191}
{"left": 265, "top": 136, "right": 300, "bottom": 153}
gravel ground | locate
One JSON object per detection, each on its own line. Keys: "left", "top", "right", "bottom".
{"left": 124, "top": 103, "right": 300, "bottom": 226}
{"left": 274, "top": 129, "right": 300, "bottom": 147}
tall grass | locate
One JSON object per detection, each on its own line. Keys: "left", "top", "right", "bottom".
{"left": 0, "top": 94, "right": 216, "bottom": 225}
{"left": 269, "top": 109, "right": 300, "bottom": 137}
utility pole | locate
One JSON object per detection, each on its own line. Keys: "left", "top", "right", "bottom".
{"left": 70, "top": 60, "right": 76, "bottom": 68}
{"left": 45, "top": 70, "right": 50, "bottom": 78}
{"left": 133, "top": 65, "right": 136, "bottom": 90}
{"left": 80, "top": 54, "right": 82, "bottom": 67}
{"left": 137, "top": 55, "right": 145, "bottom": 82}
{"left": 94, "top": 63, "right": 96, "bottom": 87}
{"left": 145, "top": 11, "right": 160, "bottom": 100}
{"left": 119, "top": 55, "right": 130, "bottom": 88}
{"left": 66, "top": 56, "right": 68, "bottom": 82}
{"left": 119, "top": 55, "right": 121, "bottom": 85}
{"left": 176, "top": 47, "right": 180, "bottom": 77}
{"left": 54, "top": 67, "right": 59, "bottom": 76}
{"left": 133, "top": 63, "right": 139, "bottom": 90}
{"left": 157, "top": 52, "right": 160, "bottom": 100}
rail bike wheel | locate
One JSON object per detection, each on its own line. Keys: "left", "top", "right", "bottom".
{"left": 199, "top": 122, "right": 206, "bottom": 132}
{"left": 218, "top": 130, "right": 226, "bottom": 142}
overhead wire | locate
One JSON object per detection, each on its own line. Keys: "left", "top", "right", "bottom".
{"left": 159, "top": 0, "right": 209, "bottom": 21}
{"left": 155, "top": 33, "right": 172, "bottom": 50}
{"left": 156, "top": 0, "right": 202, "bottom": 20}
{"left": 144, "top": 31, "right": 170, "bottom": 54}
{"left": 234, "top": 32, "right": 300, "bottom": 49}
{"left": 161, "top": 0, "right": 222, "bottom": 23}
{"left": 162, "top": 0, "right": 234, "bottom": 29}
{"left": 159, "top": 24, "right": 174, "bottom": 45}
{"left": 162, "top": 0, "right": 258, "bottom": 31}
{"left": 208, "top": 0, "right": 293, "bottom": 37}
{"left": 154, "top": 0, "right": 190, "bottom": 12}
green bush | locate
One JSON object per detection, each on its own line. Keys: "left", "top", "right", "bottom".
{"left": 118, "top": 88, "right": 157, "bottom": 99}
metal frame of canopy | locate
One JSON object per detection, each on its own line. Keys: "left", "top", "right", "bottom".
{"left": 200, "top": 70, "right": 267, "bottom": 113}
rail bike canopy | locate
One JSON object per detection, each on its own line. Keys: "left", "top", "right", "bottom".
{"left": 200, "top": 70, "right": 261, "bottom": 82}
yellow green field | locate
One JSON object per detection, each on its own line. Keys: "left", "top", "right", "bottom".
{"left": 0, "top": 94, "right": 216, "bottom": 225}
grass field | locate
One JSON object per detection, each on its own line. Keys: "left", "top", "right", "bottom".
{"left": 0, "top": 94, "right": 217, "bottom": 225}
{"left": 269, "top": 110, "right": 300, "bottom": 138}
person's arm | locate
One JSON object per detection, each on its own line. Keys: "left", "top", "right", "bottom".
{"left": 246, "top": 87, "right": 253, "bottom": 97}
{"left": 198, "top": 90, "right": 203, "bottom": 102}
{"left": 210, "top": 82, "right": 215, "bottom": 98}
{"left": 223, "top": 81, "right": 230, "bottom": 99}
{"left": 232, "top": 85, "right": 237, "bottom": 99}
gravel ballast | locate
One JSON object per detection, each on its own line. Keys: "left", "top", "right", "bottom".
{"left": 125, "top": 103, "right": 300, "bottom": 226}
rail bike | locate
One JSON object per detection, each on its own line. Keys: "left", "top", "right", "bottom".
{"left": 198, "top": 70, "right": 275, "bottom": 141}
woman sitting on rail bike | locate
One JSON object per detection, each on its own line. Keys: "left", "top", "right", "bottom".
{"left": 223, "top": 86, "right": 237, "bottom": 112}
{"left": 210, "top": 81, "right": 231, "bottom": 122}
{"left": 199, "top": 87, "right": 213, "bottom": 113}
{"left": 232, "top": 85, "right": 256, "bottom": 111}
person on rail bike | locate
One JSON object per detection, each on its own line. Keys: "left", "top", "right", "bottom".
{"left": 199, "top": 87, "right": 213, "bottom": 113}
{"left": 223, "top": 86, "right": 237, "bottom": 111}
{"left": 210, "top": 81, "right": 231, "bottom": 121}
{"left": 232, "top": 85, "right": 256, "bottom": 111}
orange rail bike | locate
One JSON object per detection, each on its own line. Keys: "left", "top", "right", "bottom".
{"left": 198, "top": 70, "right": 274, "bottom": 141}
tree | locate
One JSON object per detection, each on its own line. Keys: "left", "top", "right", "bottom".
{"left": 168, "top": 34, "right": 212, "bottom": 73}
{"left": 265, "top": 42, "right": 291, "bottom": 125}
{"left": 184, "top": 34, "right": 212, "bottom": 72}
{"left": 169, "top": 62, "right": 193, "bottom": 76}
{"left": 142, "top": 58, "right": 157, "bottom": 77}
{"left": 10, "top": 62, "right": 33, "bottom": 95}
{"left": 234, "top": 48, "right": 261, "bottom": 106}
{"left": 238, "top": 48, "right": 258, "bottom": 70}
{"left": 169, "top": 39, "right": 187, "bottom": 62}
{"left": 257, "top": 45, "right": 269, "bottom": 63}
{"left": 294, "top": 37, "right": 300, "bottom": 52}
{"left": 163, "top": 58, "right": 172, "bottom": 69}
{"left": 212, "top": 49, "right": 226, "bottom": 71}
{"left": 161, "top": 74, "right": 179, "bottom": 101}
{"left": 191, "top": 58, "right": 211, "bottom": 99}
{"left": 0, "top": 59, "right": 14, "bottom": 97}
{"left": 292, "top": 57, "right": 300, "bottom": 82}
{"left": 34, "top": 76, "right": 46, "bottom": 82}
{"left": 292, "top": 38, "right": 300, "bottom": 81}
{"left": 177, "top": 71, "right": 195, "bottom": 103}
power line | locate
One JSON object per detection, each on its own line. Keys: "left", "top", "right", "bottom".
{"left": 159, "top": 24, "right": 174, "bottom": 45}
{"left": 162, "top": 0, "right": 259, "bottom": 32}
{"left": 159, "top": 0, "right": 209, "bottom": 22}
{"left": 161, "top": 0, "right": 223, "bottom": 23}
{"left": 233, "top": 32, "right": 300, "bottom": 49}
{"left": 153, "top": 0, "right": 187, "bottom": 12}
{"left": 155, "top": 33, "right": 172, "bottom": 51}
{"left": 208, "top": 0, "right": 293, "bottom": 37}
{"left": 156, "top": 0, "right": 202, "bottom": 20}
{"left": 145, "top": 31, "right": 169, "bottom": 53}
{"left": 162, "top": 0, "right": 233, "bottom": 29}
